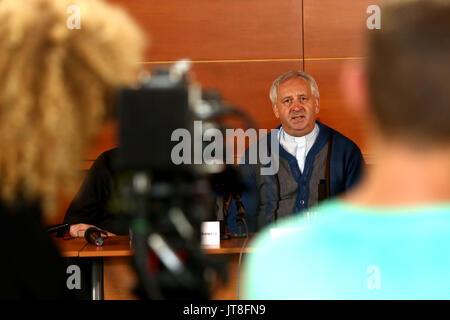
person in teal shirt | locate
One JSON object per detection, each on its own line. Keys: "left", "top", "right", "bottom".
{"left": 244, "top": 200, "right": 450, "bottom": 299}
{"left": 242, "top": 0, "right": 450, "bottom": 300}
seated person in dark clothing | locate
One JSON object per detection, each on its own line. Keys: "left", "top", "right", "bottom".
{"left": 64, "top": 148, "right": 130, "bottom": 237}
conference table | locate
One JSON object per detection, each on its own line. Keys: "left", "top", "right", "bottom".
{"left": 54, "top": 234, "right": 255, "bottom": 300}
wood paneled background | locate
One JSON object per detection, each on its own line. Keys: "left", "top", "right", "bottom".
{"left": 50, "top": 0, "right": 380, "bottom": 224}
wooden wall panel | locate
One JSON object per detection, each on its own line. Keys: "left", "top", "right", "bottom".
{"left": 83, "top": 60, "right": 302, "bottom": 161}
{"left": 186, "top": 60, "right": 302, "bottom": 130}
{"left": 303, "top": 0, "right": 378, "bottom": 161}
{"left": 160, "top": 60, "right": 302, "bottom": 160}
{"left": 56, "top": 1, "right": 305, "bottom": 225}
{"left": 305, "top": 59, "right": 368, "bottom": 156}
{"left": 59, "top": 0, "right": 380, "bottom": 227}
{"left": 84, "top": 120, "right": 118, "bottom": 160}
{"left": 109, "top": 0, "right": 303, "bottom": 61}
{"left": 303, "top": 0, "right": 380, "bottom": 58}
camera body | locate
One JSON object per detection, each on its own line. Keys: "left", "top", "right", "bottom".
{"left": 115, "top": 61, "right": 235, "bottom": 299}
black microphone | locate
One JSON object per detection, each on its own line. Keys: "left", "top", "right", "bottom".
{"left": 84, "top": 227, "right": 105, "bottom": 247}
{"left": 231, "top": 194, "right": 248, "bottom": 238}
{"left": 46, "top": 223, "right": 70, "bottom": 237}
{"left": 234, "top": 194, "right": 246, "bottom": 224}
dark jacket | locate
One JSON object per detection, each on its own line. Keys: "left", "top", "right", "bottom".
{"left": 227, "top": 121, "right": 364, "bottom": 233}
{"left": 63, "top": 148, "right": 128, "bottom": 235}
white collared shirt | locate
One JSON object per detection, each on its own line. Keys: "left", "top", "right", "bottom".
{"left": 278, "top": 124, "right": 320, "bottom": 173}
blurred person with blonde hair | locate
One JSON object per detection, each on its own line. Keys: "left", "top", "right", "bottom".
{"left": 0, "top": 0, "right": 144, "bottom": 299}
{"left": 243, "top": 0, "right": 450, "bottom": 299}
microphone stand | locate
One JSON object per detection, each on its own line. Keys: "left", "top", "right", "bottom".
{"left": 218, "top": 194, "right": 230, "bottom": 240}
{"left": 230, "top": 194, "right": 248, "bottom": 238}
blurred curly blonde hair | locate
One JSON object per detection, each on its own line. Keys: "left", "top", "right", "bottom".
{"left": 0, "top": 0, "right": 145, "bottom": 215}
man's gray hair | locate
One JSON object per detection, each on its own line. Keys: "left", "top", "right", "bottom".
{"left": 269, "top": 71, "right": 320, "bottom": 104}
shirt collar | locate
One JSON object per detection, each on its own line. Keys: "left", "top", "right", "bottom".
{"left": 280, "top": 123, "right": 319, "bottom": 143}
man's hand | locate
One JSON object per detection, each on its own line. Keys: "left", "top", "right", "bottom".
{"left": 69, "top": 223, "right": 116, "bottom": 238}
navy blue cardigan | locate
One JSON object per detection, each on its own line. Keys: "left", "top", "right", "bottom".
{"left": 227, "top": 121, "right": 364, "bottom": 233}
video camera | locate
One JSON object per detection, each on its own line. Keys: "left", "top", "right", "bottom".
{"left": 115, "top": 60, "right": 251, "bottom": 299}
